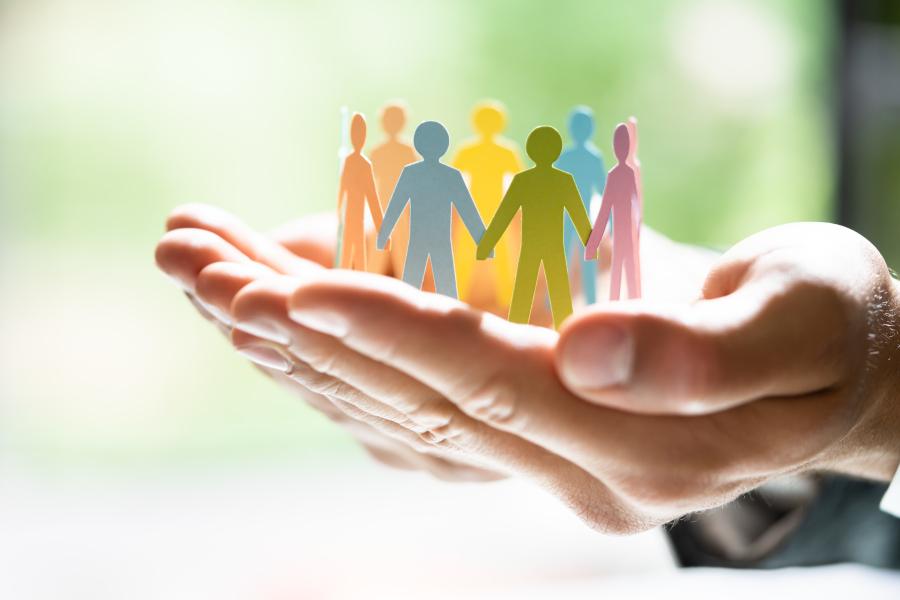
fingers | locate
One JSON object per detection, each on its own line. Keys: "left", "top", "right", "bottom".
{"left": 233, "top": 275, "right": 642, "bottom": 532}
{"left": 269, "top": 212, "right": 338, "bottom": 268}
{"left": 155, "top": 228, "right": 252, "bottom": 291}
{"left": 165, "top": 203, "right": 319, "bottom": 276}
{"left": 557, "top": 256, "right": 852, "bottom": 415}
{"left": 283, "top": 271, "right": 642, "bottom": 476}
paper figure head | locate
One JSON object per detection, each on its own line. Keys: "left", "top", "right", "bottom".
{"left": 350, "top": 113, "right": 367, "bottom": 152}
{"left": 413, "top": 121, "right": 450, "bottom": 161}
{"left": 568, "top": 106, "right": 595, "bottom": 144}
{"left": 613, "top": 123, "right": 630, "bottom": 162}
{"left": 472, "top": 101, "right": 507, "bottom": 138}
{"left": 526, "top": 126, "right": 563, "bottom": 167}
{"left": 627, "top": 116, "right": 639, "bottom": 159}
{"left": 380, "top": 103, "right": 408, "bottom": 137}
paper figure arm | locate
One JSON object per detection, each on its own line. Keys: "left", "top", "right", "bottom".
{"left": 377, "top": 169, "right": 411, "bottom": 250}
{"left": 337, "top": 162, "right": 348, "bottom": 217}
{"left": 477, "top": 177, "right": 521, "bottom": 260}
{"left": 453, "top": 172, "right": 485, "bottom": 240}
{"left": 564, "top": 176, "right": 593, "bottom": 246}
{"left": 584, "top": 174, "right": 614, "bottom": 261}
{"left": 364, "top": 164, "right": 383, "bottom": 232}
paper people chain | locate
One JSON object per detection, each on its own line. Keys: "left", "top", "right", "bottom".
{"left": 452, "top": 102, "right": 523, "bottom": 308}
{"left": 584, "top": 123, "right": 641, "bottom": 300}
{"left": 369, "top": 103, "right": 419, "bottom": 276}
{"left": 336, "top": 113, "right": 386, "bottom": 271}
{"left": 477, "top": 126, "right": 591, "bottom": 329}
{"left": 377, "top": 121, "right": 490, "bottom": 298}
{"left": 336, "top": 103, "right": 644, "bottom": 328}
{"left": 556, "top": 106, "right": 605, "bottom": 306}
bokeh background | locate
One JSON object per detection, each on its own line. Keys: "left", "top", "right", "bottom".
{"left": 0, "top": 0, "right": 833, "bottom": 471}
{"left": 5, "top": 0, "right": 898, "bottom": 597}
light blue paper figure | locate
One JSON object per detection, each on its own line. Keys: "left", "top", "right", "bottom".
{"left": 377, "top": 121, "right": 490, "bottom": 298}
{"left": 555, "top": 106, "right": 605, "bottom": 305}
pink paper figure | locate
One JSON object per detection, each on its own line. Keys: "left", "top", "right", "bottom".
{"left": 626, "top": 117, "right": 643, "bottom": 289}
{"left": 584, "top": 123, "right": 641, "bottom": 300}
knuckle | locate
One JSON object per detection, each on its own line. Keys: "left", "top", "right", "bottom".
{"left": 456, "top": 371, "right": 521, "bottom": 428}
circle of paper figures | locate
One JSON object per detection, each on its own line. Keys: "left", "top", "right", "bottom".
{"left": 336, "top": 102, "right": 644, "bottom": 329}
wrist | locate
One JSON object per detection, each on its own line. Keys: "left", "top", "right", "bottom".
{"left": 832, "top": 274, "right": 900, "bottom": 481}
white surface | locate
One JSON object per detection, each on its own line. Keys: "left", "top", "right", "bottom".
{"left": 2, "top": 460, "right": 898, "bottom": 599}
{"left": 0, "top": 460, "right": 672, "bottom": 599}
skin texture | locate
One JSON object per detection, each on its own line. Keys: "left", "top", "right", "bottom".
{"left": 156, "top": 204, "right": 900, "bottom": 534}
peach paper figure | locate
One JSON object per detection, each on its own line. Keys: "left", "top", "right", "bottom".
{"left": 555, "top": 106, "right": 606, "bottom": 306}
{"left": 368, "top": 102, "right": 419, "bottom": 275}
{"left": 626, "top": 116, "right": 643, "bottom": 288}
{"left": 452, "top": 101, "right": 523, "bottom": 307}
{"left": 584, "top": 123, "right": 641, "bottom": 300}
{"left": 477, "top": 126, "right": 592, "bottom": 329}
{"left": 337, "top": 113, "right": 385, "bottom": 271}
{"left": 377, "top": 121, "right": 489, "bottom": 298}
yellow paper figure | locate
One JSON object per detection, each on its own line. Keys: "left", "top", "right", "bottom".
{"left": 477, "top": 126, "right": 592, "bottom": 329}
{"left": 452, "top": 101, "right": 523, "bottom": 308}
{"left": 369, "top": 102, "right": 419, "bottom": 276}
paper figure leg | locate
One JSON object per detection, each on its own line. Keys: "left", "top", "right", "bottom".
{"left": 453, "top": 222, "right": 477, "bottom": 301}
{"left": 339, "top": 232, "right": 355, "bottom": 269}
{"left": 624, "top": 248, "right": 641, "bottom": 299}
{"left": 609, "top": 245, "right": 624, "bottom": 301}
{"left": 508, "top": 251, "right": 541, "bottom": 325}
{"left": 429, "top": 248, "right": 459, "bottom": 299}
{"left": 402, "top": 248, "right": 429, "bottom": 290}
{"left": 493, "top": 235, "right": 516, "bottom": 308}
{"left": 543, "top": 252, "right": 574, "bottom": 329}
{"left": 565, "top": 221, "right": 597, "bottom": 305}
{"left": 390, "top": 211, "right": 412, "bottom": 278}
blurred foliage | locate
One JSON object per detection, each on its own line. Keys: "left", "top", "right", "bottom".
{"left": 0, "top": 0, "right": 832, "bottom": 468}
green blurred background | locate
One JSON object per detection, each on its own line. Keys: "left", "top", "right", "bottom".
{"left": 0, "top": 0, "right": 834, "bottom": 469}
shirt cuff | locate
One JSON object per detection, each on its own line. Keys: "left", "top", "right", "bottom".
{"left": 881, "top": 463, "right": 900, "bottom": 518}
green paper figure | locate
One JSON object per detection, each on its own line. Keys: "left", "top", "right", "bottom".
{"left": 477, "top": 126, "right": 592, "bottom": 329}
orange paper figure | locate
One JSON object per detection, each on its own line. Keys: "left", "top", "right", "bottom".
{"left": 452, "top": 101, "right": 523, "bottom": 307}
{"left": 626, "top": 116, "right": 643, "bottom": 288}
{"left": 337, "top": 113, "right": 385, "bottom": 271}
{"left": 584, "top": 123, "right": 641, "bottom": 300}
{"left": 477, "top": 126, "right": 592, "bottom": 329}
{"left": 369, "top": 103, "right": 419, "bottom": 276}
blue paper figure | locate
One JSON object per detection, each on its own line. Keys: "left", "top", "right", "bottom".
{"left": 555, "top": 106, "right": 606, "bottom": 305}
{"left": 377, "top": 121, "right": 490, "bottom": 298}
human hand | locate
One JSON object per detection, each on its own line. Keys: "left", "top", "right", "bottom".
{"left": 155, "top": 204, "right": 503, "bottom": 481}
{"left": 236, "top": 221, "right": 898, "bottom": 534}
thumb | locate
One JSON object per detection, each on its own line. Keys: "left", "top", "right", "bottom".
{"left": 555, "top": 273, "right": 854, "bottom": 415}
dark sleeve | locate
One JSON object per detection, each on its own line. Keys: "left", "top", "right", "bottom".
{"left": 666, "top": 475, "right": 900, "bottom": 569}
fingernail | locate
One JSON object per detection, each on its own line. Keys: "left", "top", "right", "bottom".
{"left": 561, "top": 324, "right": 634, "bottom": 389}
{"left": 290, "top": 307, "right": 349, "bottom": 337}
{"left": 233, "top": 318, "right": 290, "bottom": 345}
{"left": 236, "top": 344, "right": 292, "bottom": 372}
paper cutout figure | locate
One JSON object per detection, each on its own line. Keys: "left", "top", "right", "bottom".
{"left": 337, "top": 113, "right": 386, "bottom": 271}
{"left": 555, "top": 106, "right": 606, "bottom": 305}
{"left": 334, "top": 106, "right": 351, "bottom": 267}
{"left": 626, "top": 116, "right": 643, "bottom": 289}
{"left": 584, "top": 123, "right": 641, "bottom": 300}
{"left": 377, "top": 121, "right": 489, "bottom": 298}
{"left": 369, "top": 102, "right": 419, "bottom": 276}
{"left": 477, "top": 126, "right": 592, "bottom": 329}
{"left": 452, "top": 101, "right": 524, "bottom": 307}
